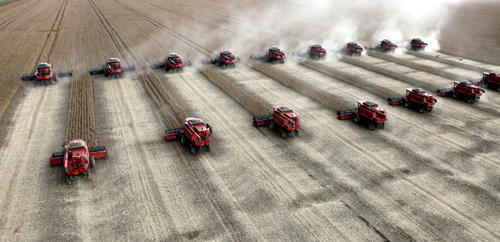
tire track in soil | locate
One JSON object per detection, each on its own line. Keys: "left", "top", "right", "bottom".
{"left": 228, "top": 67, "right": 500, "bottom": 240}
{"left": 162, "top": 72, "right": 354, "bottom": 241}
{"left": 0, "top": 84, "right": 48, "bottom": 232}
{"left": 87, "top": 1, "right": 237, "bottom": 240}
{"left": 0, "top": 0, "right": 41, "bottom": 30}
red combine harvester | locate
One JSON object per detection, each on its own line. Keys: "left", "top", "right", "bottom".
{"left": 150, "top": 53, "right": 192, "bottom": 72}
{"left": 480, "top": 72, "right": 500, "bottom": 91}
{"left": 341, "top": 41, "right": 363, "bottom": 56}
{"left": 253, "top": 106, "right": 300, "bottom": 138}
{"left": 436, "top": 81, "right": 485, "bottom": 103}
{"left": 49, "top": 139, "right": 108, "bottom": 184}
{"left": 202, "top": 50, "right": 239, "bottom": 68}
{"left": 22, "top": 63, "right": 73, "bottom": 85}
{"left": 367, "top": 39, "right": 398, "bottom": 53}
{"left": 90, "top": 58, "right": 135, "bottom": 77}
{"left": 337, "top": 101, "right": 387, "bottom": 130}
{"left": 409, "top": 38, "right": 428, "bottom": 51}
{"left": 294, "top": 44, "right": 327, "bottom": 59}
{"left": 251, "top": 46, "right": 286, "bottom": 63}
{"left": 387, "top": 88, "right": 437, "bottom": 113}
{"left": 165, "top": 118, "right": 213, "bottom": 154}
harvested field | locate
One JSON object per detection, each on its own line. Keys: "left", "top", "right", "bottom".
{"left": 2, "top": 0, "right": 500, "bottom": 241}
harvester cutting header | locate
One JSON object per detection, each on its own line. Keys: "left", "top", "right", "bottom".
{"left": 90, "top": 58, "right": 135, "bottom": 77}
{"left": 22, "top": 62, "right": 73, "bottom": 85}
{"left": 251, "top": 46, "right": 286, "bottom": 63}
{"left": 150, "top": 53, "right": 191, "bottom": 72}
{"left": 202, "top": 50, "right": 240, "bottom": 68}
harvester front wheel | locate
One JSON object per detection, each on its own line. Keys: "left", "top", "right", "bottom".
{"left": 452, "top": 92, "right": 459, "bottom": 99}
{"left": 180, "top": 134, "right": 187, "bottom": 146}
{"left": 467, "top": 98, "right": 473, "bottom": 103}
{"left": 368, "top": 124, "right": 375, "bottom": 131}
{"left": 353, "top": 114, "right": 361, "bottom": 124}
{"left": 281, "top": 131, "right": 287, "bottom": 138}
{"left": 427, "top": 106, "right": 433, "bottom": 112}
{"left": 190, "top": 146, "right": 196, "bottom": 155}
{"left": 419, "top": 108, "right": 425, "bottom": 114}
{"left": 65, "top": 174, "right": 71, "bottom": 185}
{"left": 268, "top": 120, "right": 276, "bottom": 131}
{"left": 90, "top": 156, "right": 95, "bottom": 168}
{"left": 404, "top": 101, "right": 411, "bottom": 108}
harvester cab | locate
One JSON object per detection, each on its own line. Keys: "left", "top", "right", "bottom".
{"left": 387, "top": 88, "right": 437, "bottom": 113}
{"left": 343, "top": 41, "right": 363, "bottom": 56}
{"left": 150, "top": 53, "right": 192, "bottom": 72}
{"left": 253, "top": 106, "right": 300, "bottom": 138}
{"left": 202, "top": 50, "right": 239, "bottom": 68}
{"left": 90, "top": 58, "right": 135, "bottom": 77}
{"left": 337, "top": 101, "right": 387, "bottom": 130}
{"left": 165, "top": 117, "right": 213, "bottom": 154}
{"left": 410, "top": 38, "right": 428, "bottom": 51}
{"left": 21, "top": 62, "right": 73, "bottom": 85}
{"left": 49, "top": 139, "right": 108, "bottom": 184}
{"left": 482, "top": 72, "right": 500, "bottom": 91}
{"left": 436, "top": 81, "right": 485, "bottom": 103}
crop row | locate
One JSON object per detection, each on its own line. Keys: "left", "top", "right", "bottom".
{"left": 65, "top": 75, "right": 96, "bottom": 145}
{"left": 200, "top": 68, "right": 269, "bottom": 116}
{"left": 367, "top": 50, "right": 466, "bottom": 80}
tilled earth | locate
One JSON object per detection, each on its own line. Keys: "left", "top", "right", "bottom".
{"left": 1, "top": 0, "right": 500, "bottom": 241}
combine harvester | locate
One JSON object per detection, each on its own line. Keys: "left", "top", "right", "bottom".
{"left": 293, "top": 44, "right": 327, "bottom": 59}
{"left": 480, "top": 72, "right": 500, "bottom": 91}
{"left": 339, "top": 41, "right": 363, "bottom": 56}
{"left": 49, "top": 139, "right": 108, "bottom": 184}
{"left": 436, "top": 81, "right": 485, "bottom": 103}
{"left": 22, "top": 62, "right": 72, "bottom": 85}
{"left": 366, "top": 39, "right": 398, "bottom": 53}
{"left": 387, "top": 88, "right": 437, "bottom": 113}
{"left": 202, "top": 50, "right": 239, "bottom": 68}
{"left": 251, "top": 46, "right": 286, "bottom": 63}
{"left": 165, "top": 118, "right": 213, "bottom": 154}
{"left": 253, "top": 106, "right": 300, "bottom": 138}
{"left": 409, "top": 38, "right": 428, "bottom": 51}
{"left": 89, "top": 58, "right": 135, "bottom": 78}
{"left": 150, "top": 53, "right": 191, "bottom": 72}
{"left": 337, "top": 101, "right": 387, "bottom": 130}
